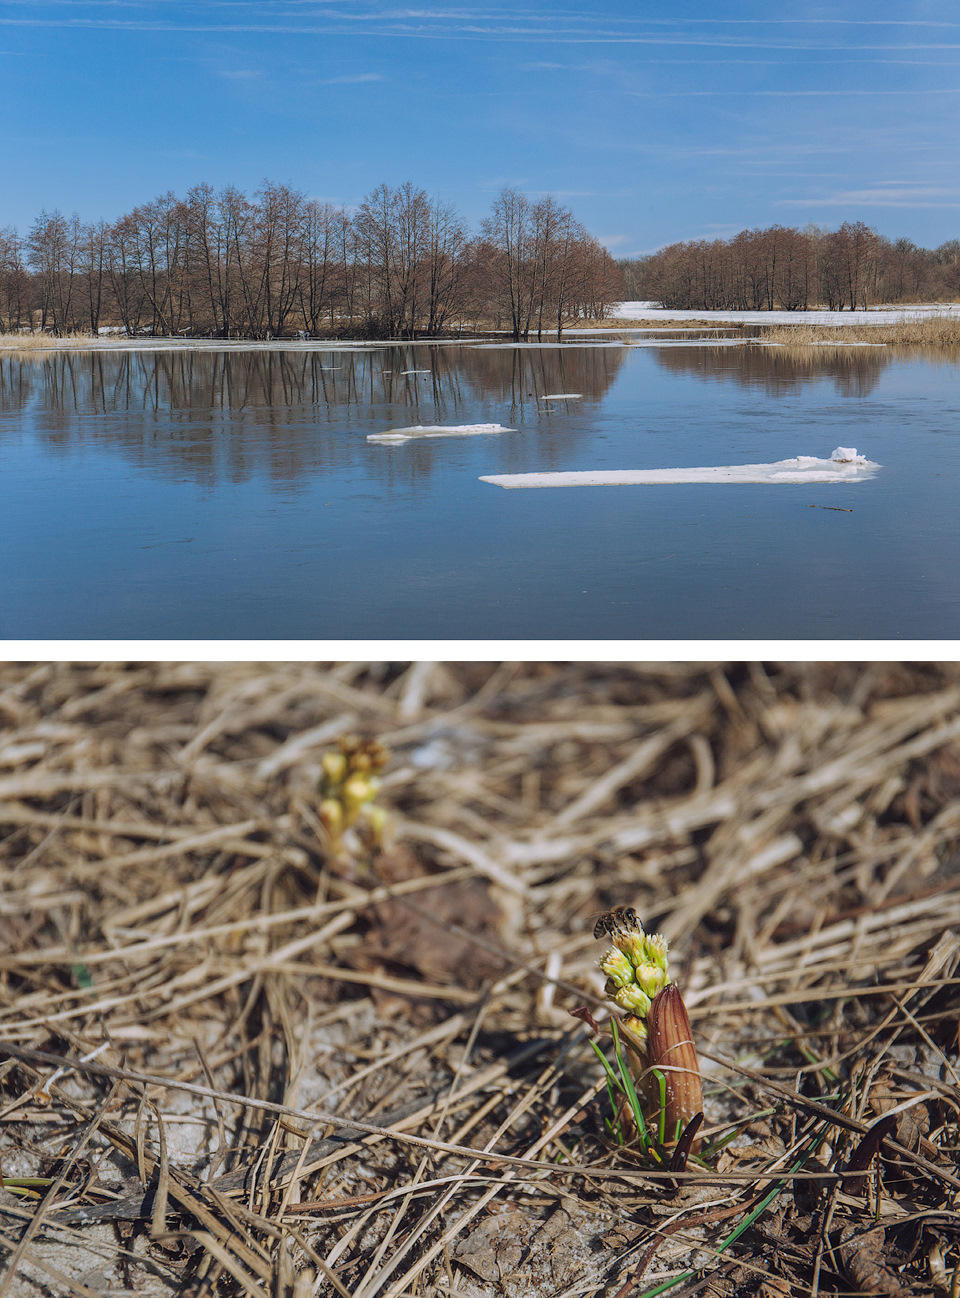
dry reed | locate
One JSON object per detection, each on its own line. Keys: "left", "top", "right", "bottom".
{"left": 0, "top": 333, "right": 99, "bottom": 352}
{"left": 1, "top": 662, "right": 958, "bottom": 1296}
{"left": 762, "top": 314, "right": 960, "bottom": 348}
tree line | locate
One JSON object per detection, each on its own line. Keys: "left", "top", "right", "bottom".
{"left": 620, "top": 222, "right": 960, "bottom": 312}
{"left": 0, "top": 181, "right": 623, "bottom": 340}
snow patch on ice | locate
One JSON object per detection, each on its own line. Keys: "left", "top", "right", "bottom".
{"left": 369, "top": 423, "right": 513, "bottom": 444}
{"left": 610, "top": 301, "right": 960, "bottom": 326}
{"left": 481, "top": 451, "right": 880, "bottom": 489}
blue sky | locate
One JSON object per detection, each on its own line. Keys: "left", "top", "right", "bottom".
{"left": 2, "top": 1, "right": 960, "bottom": 256}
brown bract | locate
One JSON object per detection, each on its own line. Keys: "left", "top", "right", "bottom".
{"left": 647, "top": 984, "right": 704, "bottom": 1152}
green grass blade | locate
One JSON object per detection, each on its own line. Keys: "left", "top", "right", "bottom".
{"left": 611, "top": 1017, "right": 649, "bottom": 1144}
{"left": 632, "top": 1132, "right": 827, "bottom": 1298}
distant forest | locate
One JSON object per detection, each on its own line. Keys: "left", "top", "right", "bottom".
{"left": 0, "top": 182, "right": 622, "bottom": 340}
{"left": 5, "top": 190, "right": 959, "bottom": 340}
{"left": 618, "top": 222, "right": 960, "bottom": 312}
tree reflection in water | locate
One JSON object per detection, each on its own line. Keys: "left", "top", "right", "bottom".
{"left": 0, "top": 344, "right": 627, "bottom": 489}
{"left": 650, "top": 340, "right": 890, "bottom": 398}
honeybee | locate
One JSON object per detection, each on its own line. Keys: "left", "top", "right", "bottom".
{"left": 592, "top": 906, "right": 639, "bottom": 939}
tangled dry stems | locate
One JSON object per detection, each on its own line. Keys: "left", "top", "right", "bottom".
{"left": 762, "top": 316, "right": 960, "bottom": 348}
{"left": 0, "top": 662, "right": 959, "bottom": 1297}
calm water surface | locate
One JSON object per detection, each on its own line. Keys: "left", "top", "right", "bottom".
{"left": 1, "top": 341, "right": 958, "bottom": 638}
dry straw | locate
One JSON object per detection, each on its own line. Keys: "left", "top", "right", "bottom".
{"left": 1, "top": 662, "right": 959, "bottom": 1296}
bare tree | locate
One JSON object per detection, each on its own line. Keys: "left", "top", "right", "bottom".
{"left": 254, "top": 181, "right": 305, "bottom": 337}
{"left": 426, "top": 197, "right": 468, "bottom": 335}
{"left": 482, "top": 187, "right": 539, "bottom": 340}
{"left": 298, "top": 200, "right": 341, "bottom": 335}
{"left": 25, "top": 210, "right": 84, "bottom": 333}
{"left": 0, "top": 227, "right": 28, "bottom": 333}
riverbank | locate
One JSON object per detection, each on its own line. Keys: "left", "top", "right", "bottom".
{"left": 4, "top": 301, "right": 960, "bottom": 351}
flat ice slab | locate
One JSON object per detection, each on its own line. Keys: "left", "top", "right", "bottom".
{"left": 481, "top": 448, "right": 880, "bottom": 489}
{"left": 610, "top": 301, "right": 960, "bottom": 327}
{"left": 369, "top": 423, "right": 513, "bottom": 444}
{"left": 540, "top": 393, "right": 582, "bottom": 399}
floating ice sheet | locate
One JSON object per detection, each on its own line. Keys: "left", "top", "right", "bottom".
{"left": 369, "top": 423, "right": 514, "bottom": 444}
{"left": 540, "top": 393, "right": 582, "bottom": 399}
{"left": 609, "top": 301, "right": 960, "bottom": 326}
{"left": 481, "top": 448, "right": 880, "bottom": 488}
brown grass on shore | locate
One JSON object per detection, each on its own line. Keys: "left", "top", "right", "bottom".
{"left": 0, "top": 332, "right": 99, "bottom": 351}
{"left": 589, "top": 317, "right": 747, "bottom": 332}
{"left": 1, "top": 662, "right": 959, "bottom": 1297}
{"left": 761, "top": 314, "right": 960, "bottom": 348}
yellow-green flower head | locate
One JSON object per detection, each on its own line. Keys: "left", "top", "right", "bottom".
{"left": 615, "top": 928, "right": 669, "bottom": 975}
{"left": 635, "top": 959, "right": 669, "bottom": 1000}
{"left": 599, "top": 949, "right": 635, "bottom": 990}
{"left": 342, "top": 773, "right": 376, "bottom": 812}
{"left": 319, "top": 798, "right": 343, "bottom": 834}
{"left": 322, "top": 751, "right": 348, "bottom": 786}
{"left": 607, "top": 981, "right": 653, "bottom": 1017}
{"left": 622, "top": 1013, "right": 649, "bottom": 1056}
{"left": 597, "top": 915, "right": 671, "bottom": 1022}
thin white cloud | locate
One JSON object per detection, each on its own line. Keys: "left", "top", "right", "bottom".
{"left": 778, "top": 187, "right": 960, "bottom": 208}
{"left": 5, "top": 10, "right": 960, "bottom": 52}
{"left": 314, "top": 72, "right": 383, "bottom": 84}
{"left": 629, "top": 87, "right": 960, "bottom": 97}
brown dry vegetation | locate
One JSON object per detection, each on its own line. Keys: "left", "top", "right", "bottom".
{"left": 1, "top": 662, "right": 959, "bottom": 1297}
{"left": 0, "top": 333, "right": 99, "bottom": 351}
{"left": 761, "top": 316, "right": 960, "bottom": 349}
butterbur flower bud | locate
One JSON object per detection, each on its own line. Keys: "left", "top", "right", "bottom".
{"left": 342, "top": 773, "right": 375, "bottom": 814}
{"left": 598, "top": 916, "right": 670, "bottom": 1015}
{"left": 364, "top": 804, "right": 389, "bottom": 846}
{"left": 618, "top": 928, "right": 668, "bottom": 974}
{"left": 595, "top": 909, "right": 703, "bottom": 1155}
{"left": 319, "top": 798, "right": 343, "bottom": 836}
{"left": 647, "top": 984, "right": 703, "bottom": 1151}
{"left": 322, "top": 751, "right": 348, "bottom": 785}
{"left": 599, "top": 949, "right": 635, "bottom": 990}
{"left": 635, "top": 960, "right": 668, "bottom": 1000}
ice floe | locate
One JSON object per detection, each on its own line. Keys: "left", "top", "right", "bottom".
{"left": 480, "top": 447, "right": 879, "bottom": 488}
{"left": 540, "top": 393, "right": 582, "bottom": 400}
{"left": 369, "top": 423, "right": 514, "bottom": 444}
{"left": 609, "top": 301, "right": 960, "bottom": 326}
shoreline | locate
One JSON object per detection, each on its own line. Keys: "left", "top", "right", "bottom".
{"left": 3, "top": 300, "right": 960, "bottom": 353}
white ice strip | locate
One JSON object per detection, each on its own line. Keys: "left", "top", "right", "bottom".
{"left": 624, "top": 339, "right": 750, "bottom": 347}
{"left": 540, "top": 393, "right": 582, "bottom": 399}
{"left": 481, "top": 449, "right": 879, "bottom": 489}
{"left": 368, "top": 423, "right": 514, "bottom": 444}
{"left": 610, "top": 301, "right": 960, "bottom": 326}
{"left": 399, "top": 369, "right": 432, "bottom": 375}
